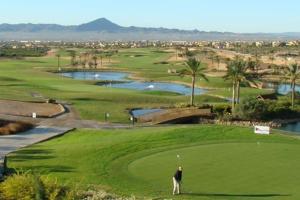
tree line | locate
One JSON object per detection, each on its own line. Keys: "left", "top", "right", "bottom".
{"left": 179, "top": 49, "right": 300, "bottom": 113}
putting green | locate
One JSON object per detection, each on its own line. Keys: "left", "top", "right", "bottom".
{"left": 128, "top": 143, "right": 300, "bottom": 199}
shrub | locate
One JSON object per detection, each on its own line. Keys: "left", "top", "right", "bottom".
{"left": 236, "top": 98, "right": 268, "bottom": 120}
{"left": 236, "top": 97, "right": 300, "bottom": 120}
{"left": 0, "top": 173, "right": 76, "bottom": 200}
{"left": 213, "top": 104, "right": 231, "bottom": 118}
{"left": 174, "top": 102, "right": 191, "bottom": 108}
{"left": 0, "top": 121, "right": 33, "bottom": 135}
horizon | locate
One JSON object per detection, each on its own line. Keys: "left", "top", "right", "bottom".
{"left": 1, "top": 0, "right": 300, "bottom": 33}
{"left": 1, "top": 17, "right": 300, "bottom": 34}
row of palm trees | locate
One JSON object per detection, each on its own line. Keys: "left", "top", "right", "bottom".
{"left": 76, "top": 51, "right": 114, "bottom": 69}
{"left": 55, "top": 50, "right": 116, "bottom": 71}
{"left": 181, "top": 55, "right": 300, "bottom": 111}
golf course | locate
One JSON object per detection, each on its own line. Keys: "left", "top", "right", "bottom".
{"left": 1, "top": 47, "right": 300, "bottom": 200}
{"left": 7, "top": 125, "right": 300, "bottom": 200}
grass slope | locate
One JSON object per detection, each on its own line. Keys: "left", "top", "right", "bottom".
{"left": 7, "top": 125, "right": 300, "bottom": 200}
{"left": 0, "top": 48, "right": 270, "bottom": 122}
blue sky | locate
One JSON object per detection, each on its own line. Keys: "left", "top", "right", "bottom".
{"left": 0, "top": 0, "right": 299, "bottom": 33}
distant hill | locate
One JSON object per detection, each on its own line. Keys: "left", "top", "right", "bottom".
{"left": 0, "top": 18, "right": 299, "bottom": 41}
{"left": 76, "top": 18, "right": 122, "bottom": 32}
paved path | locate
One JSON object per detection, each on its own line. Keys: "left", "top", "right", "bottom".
{"left": 0, "top": 126, "right": 72, "bottom": 157}
{"left": 0, "top": 126, "right": 72, "bottom": 179}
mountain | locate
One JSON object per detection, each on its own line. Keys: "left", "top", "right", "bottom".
{"left": 76, "top": 18, "right": 123, "bottom": 32}
{"left": 0, "top": 18, "right": 299, "bottom": 41}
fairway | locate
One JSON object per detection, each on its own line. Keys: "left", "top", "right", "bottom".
{"left": 7, "top": 125, "right": 300, "bottom": 200}
{"left": 129, "top": 143, "right": 300, "bottom": 199}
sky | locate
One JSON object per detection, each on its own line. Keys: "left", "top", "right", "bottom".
{"left": 0, "top": 0, "right": 299, "bottom": 33}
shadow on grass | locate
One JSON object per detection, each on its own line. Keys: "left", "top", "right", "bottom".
{"left": 9, "top": 148, "right": 55, "bottom": 162}
{"left": 72, "top": 97, "right": 113, "bottom": 103}
{"left": 182, "top": 192, "right": 291, "bottom": 198}
{"left": 6, "top": 164, "right": 75, "bottom": 175}
{"left": 7, "top": 147, "right": 75, "bottom": 174}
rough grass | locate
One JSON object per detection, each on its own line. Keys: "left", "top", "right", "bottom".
{"left": 7, "top": 125, "right": 300, "bottom": 199}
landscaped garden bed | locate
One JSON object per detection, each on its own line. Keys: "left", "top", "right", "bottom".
{"left": 0, "top": 120, "right": 33, "bottom": 135}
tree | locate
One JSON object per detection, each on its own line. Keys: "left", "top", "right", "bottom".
{"left": 269, "top": 55, "right": 275, "bottom": 65}
{"left": 184, "top": 48, "right": 194, "bottom": 58}
{"left": 284, "top": 63, "right": 300, "bottom": 108}
{"left": 224, "top": 56, "right": 255, "bottom": 112}
{"left": 215, "top": 55, "right": 221, "bottom": 70}
{"left": 247, "top": 58, "right": 256, "bottom": 72}
{"left": 175, "top": 46, "right": 181, "bottom": 60}
{"left": 88, "top": 61, "right": 93, "bottom": 69}
{"left": 81, "top": 52, "right": 88, "bottom": 68}
{"left": 78, "top": 54, "right": 82, "bottom": 65}
{"left": 55, "top": 53, "right": 61, "bottom": 71}
{"left": 179, "top": 58, "right": 208, "bottom": 106}
{"left": 92, "top": 55, "right": 98, "bottom": 69}
{"left": 69, "top": 50, "right": 77, "bottom": 66}
{"left": 106, "top": 52, "right": 113, "bottom": 63}
{"left": 254, "top": 51, "right": 261, "bottom": 72}
{"left": 100, "top": 55, "right": 103, "bottom": 67}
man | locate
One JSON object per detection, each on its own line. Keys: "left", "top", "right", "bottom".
{"left": 172, "top": 166, "right": 183, "bottom": 195}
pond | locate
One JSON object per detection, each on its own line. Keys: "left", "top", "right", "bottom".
{"left": 280, "top": 122, "right": 300, "bottom": 133}
{"left": 106, "top": 81, "right": 206, "bottom": 95}
{"left": 131, "top": 109, "right": 163, "bottom": 117}
{"left": 61, "top": 71, "right": 207, "bottom": 96}
{"left": 266, "top": 82, "right": 300, "bottom": 95}
{"left": 61, "top": 71, "right": 129, "bottom": 81}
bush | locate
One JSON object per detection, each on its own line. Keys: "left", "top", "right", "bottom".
{"left": 174, "top": 102, "right": 191, "bottom": 108}
{"left": 236, "top": 97, "right": 300, "bottom": 120}
{"left": 236, "top": 98, "right": 268, "bottom": 120}
{"left": 0, "top": 121, "right": 33, "bottom": 135}
{"left": 0, "top": 173, "right": 76, "bottom": 200}
{"left": 213, "top": 104, "right": 231, "bottom": 119}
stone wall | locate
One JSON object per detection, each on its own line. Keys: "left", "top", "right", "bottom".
{"left": 199, "top": 118, "right": 282, "bottom": 128}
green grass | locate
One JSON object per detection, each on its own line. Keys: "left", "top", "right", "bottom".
{"left": 0, "top": 48, "right": 270, "bottom": 122}
{"left": 7, "top": 125, "right": 300, "bottom": 200}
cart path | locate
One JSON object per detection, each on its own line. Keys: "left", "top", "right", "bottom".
{"left": 0, "top": 126, "right": 73, "bottom": 157}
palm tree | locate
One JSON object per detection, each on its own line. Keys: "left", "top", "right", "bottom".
{"left": 209, "top": 54, "right": 214, "bottom": 65}
{"left": 69, "top": 50, "right": 77, "bottom": 66}
{"left": 78, "top": 54, "right": 82, "bottom": 65}
{"left": 175, "top": 46, "right": 181, "bottom": 60}
{"left": 224, "top": 57, "right": 254, "bottom": 112}
{"left": 236, "top": 61, "right": 255, "bottom": 104}
{"left": 55, "top": 53, "right": 61, "bottom": 71}
{"left": 284, "top": 63, "right": 300, "bottom": 108}
{"left": 269, "top": 55, "right": 275, "bottom": 65}
{"left": 224, "top": 61, "right": 239, "bottom": 111}
{"left": 254, "top": 51, "right": 261, "bottom": 72}
{"left": 81, "top": 52, "right": 88, "bottom": 69}
{"left": 179, "top": 58, "right": 208, "bottom": 106}
{"left": 100, "top": 55, "right": 103, "bottom": 67}
{"left": 215, "top": 55, "right": 221, "bottom": 70}
{"left": 106, "top": 52, "right": 113, "bottom": 63}
{"left": 92, "top": 55, "right": 98, "bottom": 69}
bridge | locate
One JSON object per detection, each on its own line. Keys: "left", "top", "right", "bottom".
{"left": 136, "top": 107, "right": 212, "bottom": 124}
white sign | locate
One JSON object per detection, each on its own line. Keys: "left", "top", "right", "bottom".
{"left": 254, "top": 126, "right": 270, "bottom": 135}
{"left": 32, "top": 112, "right": 37, "bottom": 118}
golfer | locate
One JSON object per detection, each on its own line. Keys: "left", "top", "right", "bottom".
{"left": 172, "top": 166, "right": 183, "bottom": 195}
